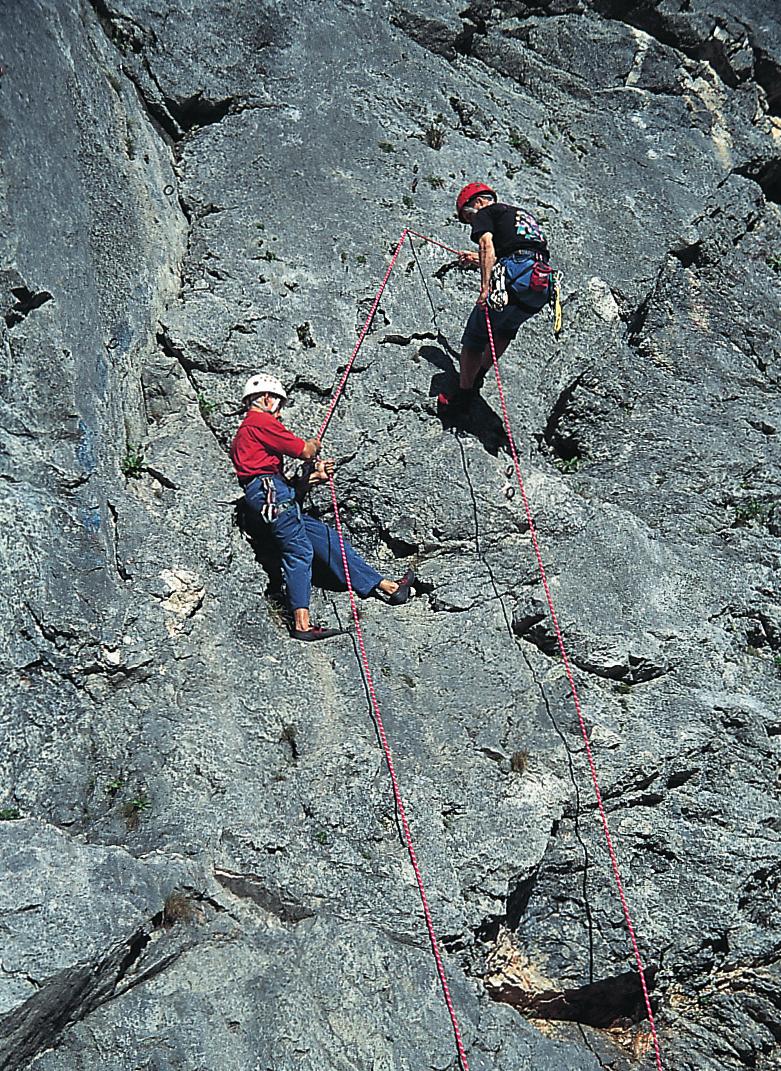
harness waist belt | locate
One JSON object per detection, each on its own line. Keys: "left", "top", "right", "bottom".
{"left": 239, "top": 473, "right": 296, "bottom": 519}
{"left": 239, "top": 472, "right": 276, "bottom": 488}
{"left": 505, "top": 246, "right": 548, "bottom": 262}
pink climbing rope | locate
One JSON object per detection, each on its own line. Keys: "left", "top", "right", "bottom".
{"left": 483, "top": 308, "right": 663, "bottom": 1071}
{"left": 313, "top": 225, "right": 663, "bottom": 1071}
{"left": 317, "top": 228, "right": 464, "bottom": 433}
{"left": 317, "top": 230, "right": 410, "bottom": 440}
{"left": 317, "top": 232, "right": 470, "bottom": 1068}
{"left": 406, "top": 228, "right": 461, "bottom": 257}
{"left": 327, "top": 473, "right": 471, "bottom": 1071}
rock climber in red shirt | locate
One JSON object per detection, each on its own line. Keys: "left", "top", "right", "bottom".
{"left": 231, "top": 373, "right": 416, "bottom": 642}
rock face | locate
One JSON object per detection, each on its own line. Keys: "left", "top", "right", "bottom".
{"left": 1, "top": 1, "right": 780, "bottom": 1069}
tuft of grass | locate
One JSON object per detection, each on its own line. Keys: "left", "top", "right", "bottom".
{"left": 767, "top": 254, "right": 781, "bottom": 274}
{"left": 162, "top": 891, "right": 199, "bottom": 927}
{"left": 510, "top": 750, "right": 529, "bottom": 775}
{"left": 121, "top": 447, "right": 145, "bottom": 479}
{"left": 296, "top": 322, "right": 316, "bottom": 349}
{"left": 378, "top": 141, "right": 395, "bottom": 153}
{"left": 508, "top": 129, "right": 527, "bottom": 151}
{"left": 314, "top": 829, "right": 329, "bottom": 846}
{"left": 0, "top": 807, "right": 21, "bottom": 821}
{"left": 402, "top": 194, "right": 414, "bottom": 210}
{"left": 733, "top": 499, "right": 768, "bottom": 526}
{"left": 425, "top": 175, "right": 445, "bottom": 189}
{"left": 264, "top": 593, "right": 290, "bottom": 632}
{"left": 356, "top": 254, "right": 367, "bottom": 265}
{"left": 554, "top": 456, "right": 581, "bottom": 474}
{"left": 123, "top": 793, "right": 151, "bottom": 830}
{"left": 197, "top": 394, "right": 218, "bottom": 418}
{"left": 105, "top": 777, "right": 124, "bottom": 798}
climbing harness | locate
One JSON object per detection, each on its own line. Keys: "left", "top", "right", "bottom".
{"left": 313, "top": 225, "right": 660, "bottom": 1071}
{"left": 240, "top": 474, "right": 296, "bottom": 523}
{"left": 487, "top": 250, "right": 552, "bottom": 314}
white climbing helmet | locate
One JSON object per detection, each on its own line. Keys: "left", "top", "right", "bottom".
{"left": 241, "top": 373, "right": 288, "bottom": 403}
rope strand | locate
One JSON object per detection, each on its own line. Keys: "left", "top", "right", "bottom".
{"left": 327, "top": 474, "right": 471, "bottom": 1071}
{"left": 307, "top": 224, "right": 663, "bottom": 1071}
{"left": 317, "top": 230, "right": 409, "bottom": 440}
{"left": 316, "top": 228, "right": 471, "bottom": 1069}
{"left": 483, "top": 307, "right": 663, "bottom": 1071}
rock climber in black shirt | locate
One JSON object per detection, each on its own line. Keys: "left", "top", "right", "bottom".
{"left": 438, "top": 182, "right": 553, "bottom": 422}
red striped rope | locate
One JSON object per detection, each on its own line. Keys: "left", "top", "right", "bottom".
{"left": 311, "top": 224, "right": 663, "bottom": 1071}
{"left": 317, "top": 230, "right": 410, "bottom": 441}
{"left": 483, "top": 307, "right": 663, "bottom": 1071}
{"left": 327, "top": 473, "right": 470, "bottom": 1071}
{"left": 316, "top": 229, "right": 471, "bottom": 1068}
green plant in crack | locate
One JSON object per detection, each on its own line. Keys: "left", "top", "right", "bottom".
{"left": 0, "top": 807, "right": 21, "bottom": 821}
{"left": 733, "top": 499, "right": 767, "bottom": 527}
{"left": 378, "top": 140, "right": 395, "bottom": 153}
{"left": 314, "top": 829, "right": 329, "bottom": 846}
{"left": 162, "top": 891, "right": 200, "bottom": 927}
{"left": 121, "top": 447, "right": 145, "bottom": 479}
{"left": 510, "top": 749, "right": 529, "bottom": 775}
{"left": 425, "top": 175, "right": 445, "bottom": 189}
{"left": 424, "top": 119, "right": 446, "bottom": 150}
{"left": 554, "top": 456, "right": 581, "bottom": 474}
{"left": 508, "top": 129, "right": 528, "bottom": 152}
{"left": 197, "top": 394, "right": 218, "bottom": 418}
{"left": 123, "top": 793, "right": 151, "bottom": 830}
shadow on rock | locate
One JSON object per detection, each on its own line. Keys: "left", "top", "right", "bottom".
{"left": 419, "top": 343, "right": 508, "bottom": 457}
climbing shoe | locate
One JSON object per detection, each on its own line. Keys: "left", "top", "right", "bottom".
{"left": 290, "top": 625, "right": 346, "bottom": 642}
{"left": 387, "top": 568, "right": 416, "bottom": 606}
{"left": 436, "top": 386, "right": 477, "bottom": 424}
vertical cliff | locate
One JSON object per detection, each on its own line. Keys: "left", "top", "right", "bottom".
{"left": 1, "top": 2, "right": 780, "bottom": 1069}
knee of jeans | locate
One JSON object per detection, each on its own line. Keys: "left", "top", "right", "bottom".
{"left": 287, "top": 535, "right": 313, "bottom": 568}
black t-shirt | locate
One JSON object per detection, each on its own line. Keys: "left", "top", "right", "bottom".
{"left": 470, "top": 202, "right": 549, "bottom": 259}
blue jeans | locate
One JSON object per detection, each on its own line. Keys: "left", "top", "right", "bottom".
{"left": 244, "top": 475, "right": 383, "bottom": 611}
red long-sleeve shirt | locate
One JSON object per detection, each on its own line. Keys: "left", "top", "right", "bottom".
{"left": 230, "top": 409, "right": 306, "bottom": 479}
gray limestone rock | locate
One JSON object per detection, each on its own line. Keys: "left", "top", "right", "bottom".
{"left": 1, "top": 0, "right": 780, "bottom": 1069}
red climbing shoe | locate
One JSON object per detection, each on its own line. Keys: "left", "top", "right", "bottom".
{"left": 388, "top": 568, "right": 416, "bottom": 606}
{"left": 437, "top": 386, "right": 476, "bottom": 423}
{"left": 290, "top": 625, "right": 346, "bottom": 642}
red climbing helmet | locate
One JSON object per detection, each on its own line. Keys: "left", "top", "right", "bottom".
{"left": 455, "top": 182, "right": 497, "bottom": 221}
